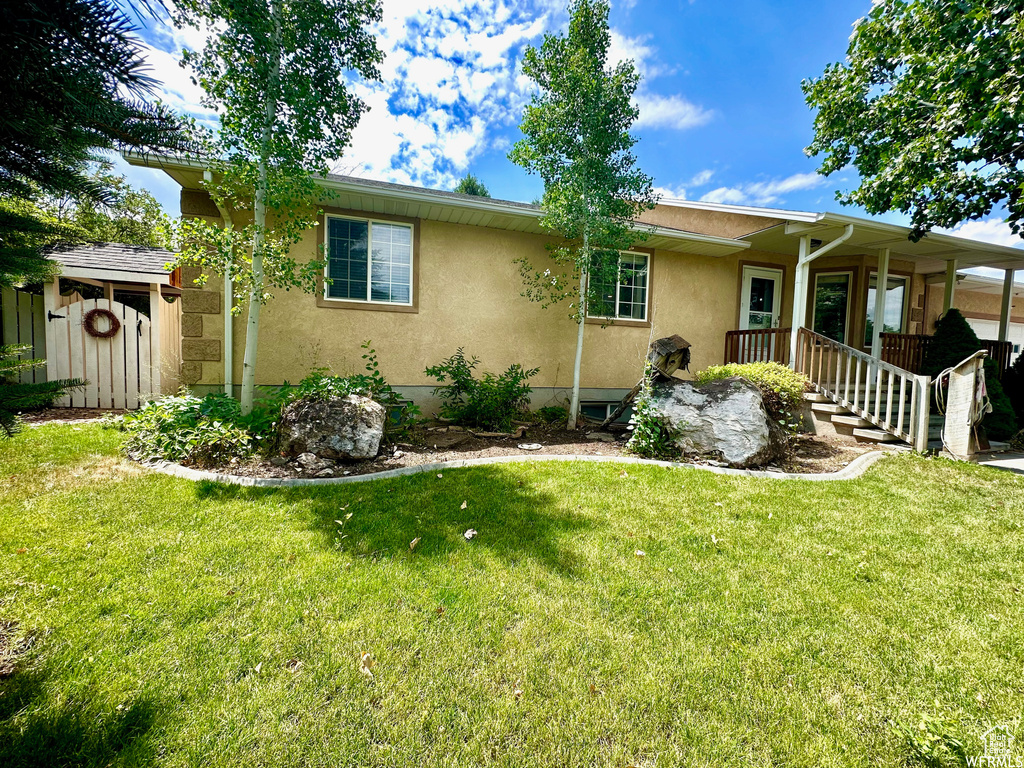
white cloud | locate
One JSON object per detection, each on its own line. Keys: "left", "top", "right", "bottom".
{"left": 633, "top": 92, "right": 713, "bottom": 131}
{"left": 701, "top": 172, "right": 825, "bottom": 206}
{"left": 652, "top": 170, "right": 714, "bottom": 201}
{"left": 942, "top": 218, "right": 1024, "bottom": 248}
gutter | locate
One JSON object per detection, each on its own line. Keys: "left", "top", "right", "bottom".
{"left": 204, "top": 170, "right": 234, "bottom": 397}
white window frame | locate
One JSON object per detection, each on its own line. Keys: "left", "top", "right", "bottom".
{"left": 322, "top": 214, "right": 414, "bottom": 307}
{"left": 864, "top": 271, "right": 908, "bottom": 347}
{"left": 811, "top": 270, "right": 853, "bottom": 344}
{"left": 586, "top": 250, "right": 650, "bottom": 322}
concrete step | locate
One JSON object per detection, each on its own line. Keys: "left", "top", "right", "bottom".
{"left": 852, "top": 428, "right": 903, "bottom": 443}
{"left": 831, "top": 414, "right": 873, "bottom": 428}
{"left": 803, "top": 392, "right": 830, "bottom": 403}
{"left": 811, "top": 402, "right": 851, "bottom": 415}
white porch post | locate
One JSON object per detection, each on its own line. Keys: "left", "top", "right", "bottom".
{"left": 942, "top": 259, "right": 958, "bottom": 314}
{"left": 998, "top": 268, "right": 1014, "bottom": 342}
{"left": 870, "top": 248, "right": 890, "bottom": 359}
{"left": 789, "top": 234, "right": 812, "bottom": 368}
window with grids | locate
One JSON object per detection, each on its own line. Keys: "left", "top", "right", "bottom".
{"left": 324, "top": 216, "right": 413, "bottom": 305}
{"left": 588, "top": 251, "right": 649, "bottom": 321}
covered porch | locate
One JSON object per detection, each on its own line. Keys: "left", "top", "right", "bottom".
{"left": 724, "top": 215, "right": 1024, "bottom": 450}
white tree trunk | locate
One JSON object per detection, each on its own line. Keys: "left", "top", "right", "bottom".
{"left": 567, "top": 229, "right": 589, "bottom": 430}
{"left": 239, "top": 0, "right": 282, "bottom": 415}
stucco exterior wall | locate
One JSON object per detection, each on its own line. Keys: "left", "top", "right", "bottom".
{"left": 924, "top": 283, "right": 1024, "bottom": 332}
{"left": 180, "top": 202, "right": 797, "bottom": 405}
{"left": 637, "top": 204, "right": 785, "bottom": 238}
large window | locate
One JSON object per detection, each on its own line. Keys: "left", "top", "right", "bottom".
{"left": 812, "top": 272, "right": 851, "bottom": 344}
{"left": 324, "top": 215, "right": 413, "bottom": 305}
{"left": 588, "top": 251, "right": 649, "bottom": 321}
{"left": 864, "top": 273, "right": 907, "bottom": 346}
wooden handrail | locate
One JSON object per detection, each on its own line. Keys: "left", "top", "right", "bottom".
{"left": 796, "top": 327, "right": 931, "bottom": 451}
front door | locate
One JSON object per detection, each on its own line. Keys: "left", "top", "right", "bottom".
{"left": 740, "top": 266, "right": 783, "bottom": 331}
{"left": 739, "top": 266, "right": 783, "bottom": 362}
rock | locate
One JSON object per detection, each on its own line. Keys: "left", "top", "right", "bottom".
{"left": 296, "top": 452, "right": 333, "bottom": 474}
{"left": 269, "top": 456, "right": 288, "bottom": 467}
{"left": 315, "top": 468, "right": 335, "bottom": 478}
{"left": 586, "top": 431, "right": 617, "bottom": 443}
{"left": 648, "top": 377, "right": 786, "bottom": 468}
{"left": 279, "top": 395, "right": 385, "bottom": 460}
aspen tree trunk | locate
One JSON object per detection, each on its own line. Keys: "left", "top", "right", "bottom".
{"left": 239, "top": 0, "right": 281, "bottom": 415}
{"left": 567, "top": 226, "right": 588, "bottom": 430}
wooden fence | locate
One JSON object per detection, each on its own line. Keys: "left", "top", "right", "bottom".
{"left": 724, "top": 327, "right": 792, "bottom": 366}
{"left": 880, "top": 333, "right": 1013, "bottom": 379}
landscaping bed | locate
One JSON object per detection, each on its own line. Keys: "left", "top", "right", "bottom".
{"left": 209, "top": 422, "right": 880, "bottom": 479}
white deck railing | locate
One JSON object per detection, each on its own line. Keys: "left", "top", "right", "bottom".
{"left": 795, "top": 328, "right": 932, "bottom": 451}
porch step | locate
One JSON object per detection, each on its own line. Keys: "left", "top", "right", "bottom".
{"left": 852, "top": 428, "right": 902, "bottom": 443}
{"left": 811, "top": 402, "right": 851, "bottom": 415}
{"left": 831, "top": 414, "right": 873, "bottom": 428}
{"left": 803, "top": 392, "right": 830, "bottom": 403}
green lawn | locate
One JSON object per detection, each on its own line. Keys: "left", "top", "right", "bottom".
{"left": 1, "top": 424, "right": 1022, "bottom": 767}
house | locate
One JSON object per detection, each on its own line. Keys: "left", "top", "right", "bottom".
{"left": 0, "top": 242, "right": 183, "bottom": 408}
{"left": 126, "top": 153, "right": 1024, "bottom": 448}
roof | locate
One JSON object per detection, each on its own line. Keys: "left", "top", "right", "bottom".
{"left": 45, "top": 242, "right": 177, "bottom": 285}
{"left": 654, "top": 198, "right": 1024, "bottom": 272}
{"left": 123, "top": 151, "right": 750, "bottom": 259}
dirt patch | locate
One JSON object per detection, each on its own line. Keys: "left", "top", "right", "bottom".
{"left": 0, "top": 620, "right": 37, "bottom": 679}
{"left": 22, "top": 407, "right": 124, "bottom": 426}
{"left": 207, "top": 423, "right": 887, "bottom": 479}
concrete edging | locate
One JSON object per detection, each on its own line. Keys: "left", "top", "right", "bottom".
{"left": 145, "top": 449, "right": 890, "bottom": 488}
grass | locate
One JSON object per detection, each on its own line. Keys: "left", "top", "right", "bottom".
{"left": 0, "top": 423, "right": 1022, "bottom": 767}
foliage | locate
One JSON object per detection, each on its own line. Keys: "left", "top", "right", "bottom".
{"left": 803, "top": 0, "right": 1024, "bottom": 240}
{"left": 509, "top": 0, "right": 657, "bottom": 428}
{"left": 425, "top": 348, "right": 538, "bottom": 432}
{"left": 290, "top": 341, "right": 419, "bottom": 433}
{"left": 536, "top": 405, "right": 569, "bottom": 425}
{"left": 890, "top": 715, "right": 967, "bottom": 768}
{"left": 695, "top": 362, "right": 809, "bottom": 430}
{"left": 0, "top": 344, "right": 85, "bottom": 438}
{"left": 922, "top": 309, "right": 1017, "bottom": 440}
{"left": 452, "top": 173, "right": 490, "bottom": 197}
{"left": 42, "top": 163, "right": 172, "bottom": 248}
{"left": 1001, "top": 349, "right": 1024, "bottom": 426}
{"left": 172, "top": 0, "right": 384, "bottom": 413}
{"left": 116, "top": 391, "right": 258, "bottom": 467}
{"left": 0, "top": 197, "right": 75, "bottom": 287}
{"left": 0, "top": 0, "right": 191, "bottom": 286}
{"left": 625, "top": 363, "right": 678, "bottom": 459}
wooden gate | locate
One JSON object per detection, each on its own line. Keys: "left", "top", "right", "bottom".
{"left": 0, "top": 287, "right": 47, "bottom": 384}
{"left": 49, "top": 298, "right": 159, "bottom": 409}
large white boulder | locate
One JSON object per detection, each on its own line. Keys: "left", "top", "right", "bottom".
{"left": 649, "top": 377, "right": 786, "bottom": 468}
{"left": 279, "top": 394, "right": 385, "bottom": 460}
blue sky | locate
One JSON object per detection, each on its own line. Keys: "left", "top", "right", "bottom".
{"left": 117, "top": 0, "right": 1022, "bottom": 250}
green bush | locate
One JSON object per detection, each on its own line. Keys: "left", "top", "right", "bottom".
{"left": 536, "top": 405, "right": 569, "bottom": 425}
{"left": 693, "top": 361, "right": 808, "bottom": 429}
{"left": 1004, "top": 352, "right": 1024, "bottom": 426}
{"left": 425, "top": 348, "right": 538, "bottom": 432}
{"left": 116, "top": 392, "right": 255, "bottom": 467}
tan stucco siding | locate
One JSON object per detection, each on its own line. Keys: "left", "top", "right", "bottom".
{"left": 924, "top": 283, "right": 1024, "bottom": 331}
{"left": 638, "top": 204, "right": 785, "bottom": 239}
{"left": 183, "top": 214, "right": 793, "bottom": 394}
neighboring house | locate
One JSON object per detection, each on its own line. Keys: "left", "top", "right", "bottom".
{"left": 126, "top": 153, "right": 1024, "bottom": 448}
{"left": 0, "top": 242, "right": 183, "bottom": 407}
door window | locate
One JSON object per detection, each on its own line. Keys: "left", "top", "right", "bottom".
{"left": 812, "top": 272, "right": 851, "bottom": 344}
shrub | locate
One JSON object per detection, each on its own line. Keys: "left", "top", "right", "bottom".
{"left": 626, "top": 363, "right": 678, "bottom": 459}
{"left": 116, "top": 392, "right": 255, "bottom": 467}
{"left": 425, "top": 349, "right": 538, "bottom": 431}
{"left": 1, "top": 343, "right": 85, "bottom": 438}
{"left": 693, "top": 361, "right": 808, "bottom": 430}
{"left": 1004, "top": 352, "right": 1024, "bottom": 425}
{"left": 536, "top": 405, "right": 569, "bottom": 425}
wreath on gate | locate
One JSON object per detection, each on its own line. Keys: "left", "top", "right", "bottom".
{"left": 83, "top": 308, "right": 121, "bottom": 339}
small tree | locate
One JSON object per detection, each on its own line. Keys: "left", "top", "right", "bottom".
{"left": 453, "top": 173, "right": 491, "bottom": 197}
{"left": 803, "top": 0, "right": 1024, "bottom": 240}
{"left": 173, "top": 0, "right": 383, "bottom": 413}
{"left": 509, "top": 0, "right": 656, "bottom": 428}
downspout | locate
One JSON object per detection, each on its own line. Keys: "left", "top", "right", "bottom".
{"left": 789, "top": 224, "right": 855, "bottom": 367}
{"left": 204, "top": 170, "right": 234, "bottom": 397}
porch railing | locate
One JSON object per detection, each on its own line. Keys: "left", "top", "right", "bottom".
{"left": 880, "top": 332, "right": 1014, "bottom": 379}
{"left": 724, "top": 327, "right": 792, "bottom": 366}
{"left": 796, "top": 328, "right": 931, "bottom": 451}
